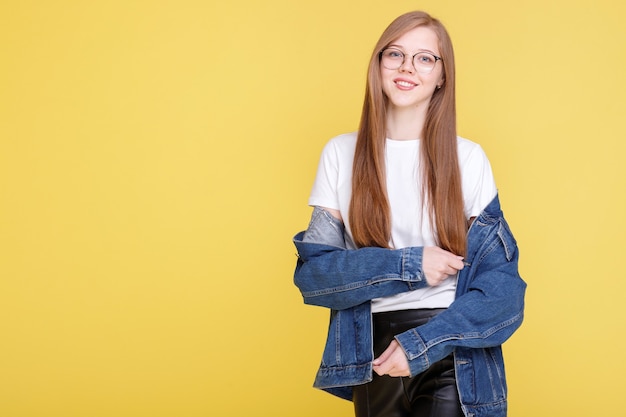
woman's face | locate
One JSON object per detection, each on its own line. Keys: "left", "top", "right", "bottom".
{"left": 380, "top": 26, "right": 444, "bottom": 112}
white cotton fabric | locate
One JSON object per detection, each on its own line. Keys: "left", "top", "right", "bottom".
{"left": 309, "top": 132, "right": 497, "bottom": 312}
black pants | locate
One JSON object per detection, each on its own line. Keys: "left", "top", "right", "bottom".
{"left": 353, "top": 309, "right": 464, "bottom": 417}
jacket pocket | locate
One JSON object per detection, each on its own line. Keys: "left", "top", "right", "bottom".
{"left": 456, "top": 347, "right": 507, "bottom": 405}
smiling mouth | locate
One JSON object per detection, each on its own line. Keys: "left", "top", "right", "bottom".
{"left": 395, "top": 80, "right": 417, "bottom": 88}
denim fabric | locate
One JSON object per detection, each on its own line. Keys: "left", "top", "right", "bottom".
{"left": 295, "top": 208, "right": 427, "bottom": 310}
{"left": 302, "top": 206, "right": 348, "bottom": 248}
{"left": 292, "top": 195, "right": 526, "bottom": 417}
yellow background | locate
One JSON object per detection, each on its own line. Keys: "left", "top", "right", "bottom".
{"left": 1, "top": 1, "right": 625, "bottom": 416}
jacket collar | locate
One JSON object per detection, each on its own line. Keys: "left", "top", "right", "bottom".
{"left": 478, "top": 193, "right": 502, "bottom": 221}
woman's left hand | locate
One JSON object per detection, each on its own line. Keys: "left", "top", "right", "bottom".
{"left": 372, "top": 340, "right": 410, "bottom": 377}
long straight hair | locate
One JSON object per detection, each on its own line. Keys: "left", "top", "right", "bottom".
{"left": 349, "top": 11, "right": 467, "bottom": 256}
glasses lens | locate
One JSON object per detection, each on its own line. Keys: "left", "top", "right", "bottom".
{"left": 381, "top": 49, "right": 404, "bottom": 70}
{"left": 413, "top": 53, "right": 437, "bottom": 73}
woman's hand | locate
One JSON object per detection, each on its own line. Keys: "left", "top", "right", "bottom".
{"left": 372, "top": 340, "right": 410, "bottom": 377}
{"left": 423, "top": 246, "right": 465, "bottom": 286}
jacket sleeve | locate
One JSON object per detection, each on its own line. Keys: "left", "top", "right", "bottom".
{"left": 395, "top": 219, "right": 527, "bottom": 377}
{"left": 293, "top": 207, "right": 428, "bottom": 310}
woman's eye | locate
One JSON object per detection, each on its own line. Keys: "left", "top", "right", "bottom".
{"left": 417, "top": 54, "right": 434, "bottom": 64}
{"left": 386, "top": 50, "right": 403, "bottom": 59}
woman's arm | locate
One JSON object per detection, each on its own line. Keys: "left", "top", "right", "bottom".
{"left": 294, "top": 234, "right": 426, "bottom": 310}
{"left": 294, "top": 207, "right": 464, "bottom": 310}
{"left": 394, "top": 218, "right": 526, "bottom": 377}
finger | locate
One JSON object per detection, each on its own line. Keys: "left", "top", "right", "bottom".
{"left": 386, "top": 368, "right": 405, "bottom": 377}
{"left": 372, "top": 354, "right": 386, "bottom": 367}
{"left": 373, "top": 340, "right": 398, "bottom": 366}
{"left": 373, "top": 357, "right": 399, "bottom": 376}
{"left": 448, "top": 257, "right": 465, "bottom": 271}
{"left": 443, "top": 265, "right": 460, "bottom": 275}
{"left": 426, "top": 273, "right": 448, "bottom": 286}
{"left": 389, "top": 369, "right": 410, "bottom": 377}
{"left": 373, "top": 362, "right": 392, "bottom": 376}
{"left": 374, "top": 357, "right": 409, "bottom": 377}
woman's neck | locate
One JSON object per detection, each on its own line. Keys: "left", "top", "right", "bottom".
{"left": 385, "top": 105, "right": 427, "bottom": 141}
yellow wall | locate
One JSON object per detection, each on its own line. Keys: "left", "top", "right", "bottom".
{"left": 1, "top": 1, "right": 624, "bottom": 416}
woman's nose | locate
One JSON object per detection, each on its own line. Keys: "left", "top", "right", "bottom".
{"left": 399, "top": 57, "right": 415, "bottom": 73}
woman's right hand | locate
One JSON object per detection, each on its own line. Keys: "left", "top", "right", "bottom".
{"left": 422, "top": 246, "right": 465, "bottom": 286}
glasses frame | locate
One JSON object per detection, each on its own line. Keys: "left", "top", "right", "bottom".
{"left": 380, "top": 48, "right": 442, "bottom": 74}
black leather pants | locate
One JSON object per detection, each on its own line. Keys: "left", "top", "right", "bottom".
{"left": 353, "top": 309, "right": 464, "bottom": 417}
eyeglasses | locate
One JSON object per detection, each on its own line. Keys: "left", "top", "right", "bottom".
{"left": 380, "top": 48, "right": 442, "bottom": 74}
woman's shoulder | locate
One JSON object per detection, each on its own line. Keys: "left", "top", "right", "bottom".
{"left": 456, "top": 135, "right": 482, "bottom": 152}
{"left": 325, "top": 132, "right": 357, "bottom": 148}
{"left": 320, "top": 132, "right": 358, "bottom": 158}
{"left": 456, "top": 135, "right": 490, "bottom": 160}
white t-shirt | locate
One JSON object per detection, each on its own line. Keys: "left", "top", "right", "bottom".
{"left": 308, "top": 132, "right": 497, "bottom": 312}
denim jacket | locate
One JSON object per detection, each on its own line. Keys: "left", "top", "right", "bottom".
{"left": 292, "top": 194, "right": 526, "bottom": 417}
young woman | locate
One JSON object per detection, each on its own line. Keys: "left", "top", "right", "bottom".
{"left": 293, "top": 11, "right": 526, "bottom": 417}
